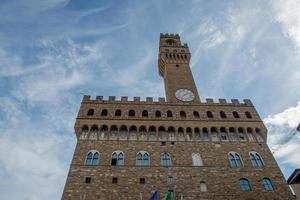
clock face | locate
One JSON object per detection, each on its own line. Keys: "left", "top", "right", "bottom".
{"left": 175, "top": 89, "right": 195, "bottom": 102}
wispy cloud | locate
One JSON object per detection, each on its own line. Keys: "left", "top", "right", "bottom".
{"left": 272, "top": 0, "right": 300, "bottom": 50}
{"left": 264, "top": 102, "right": 300, "bottom": 175}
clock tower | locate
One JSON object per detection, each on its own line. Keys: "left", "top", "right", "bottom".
{"left": 158, "top": 33, "right": 200, "bottom": 103}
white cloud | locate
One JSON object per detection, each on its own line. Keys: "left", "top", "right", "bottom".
{"left": 272, "top": 0, "right": 300, "bottom": 50}
{"left": 264, "top": 102, "right": 300, "bottom": 169}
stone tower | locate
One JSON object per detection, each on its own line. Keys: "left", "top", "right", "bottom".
{"left": 61, "top": 33, "right": 294, "bottom": 200}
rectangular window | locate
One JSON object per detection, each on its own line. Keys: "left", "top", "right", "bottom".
{"left": 161, "top": 141, "right": 166, "bottom": 146}
{"left": 85, "top": 177, "right": 91, "bottom": 183}
{"left": 112, "top": 177, "right": 118, "bottom": 184}
{"left": 140, "top": 178, "right": 145, "bottom": 184}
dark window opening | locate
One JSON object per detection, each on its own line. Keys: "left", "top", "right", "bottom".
{"left": 207, "top": 111, "right": 213, "bottom": 118}
{"left": 112, "top": 177, "right": 118, "bottom": 184}
{"left": 220, "top": 111, "right": 226, "bottom": 118}
{"left": 129, "top": 110, "right": 135, "bottom": 117}
{"left": 161, "top": 141, "right": 166, "bottom": 146}
{"left": 140, "top": 178, "right": 146, "bottom": 184}
{"left": 180, "top": 111, "right": 186, "bottom": 118}
{"left": 111, "top": 158, "right": 117, "bottom": 166}
{"left": 142, "top": 110, "right": 148, "bottom": 117}
{"left": 155, "top": 110, "right": 161, "bottom": 117}
{"left": 101, "top": 109, "right": 108, "bottom": 116}
{"left": 85, "top": 177, "right": 91, "bottom": 183}
{"left": 167, "top": 110, "right": 173, "bottom": 117}
{"left": 115, "top": 109, "right": 121, "bottom": 116}
{"left": 233, "top": 111, "right": 240, "bottom": 118}
{"left": 193, "top": 111, "right": 200, "bottom": 118}
{"left": 87, "top": 109, "right": 94, "bottom": 116}
{"left": 245, "top": 112, "right": 252, "bottom": 119}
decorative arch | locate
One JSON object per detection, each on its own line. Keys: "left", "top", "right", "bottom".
{"left": 192, "top": 153, "right": 203, "bottom": 166}
{"left": 228, "top": 152, "right": 243, "bottom": 167}
{"left": 136, "top": 151, "right": 150, "bottom": 166}
{"left": 249, "top": 151, "right": 264, "bottom": 167}
{"left": 85, "top": 150, "right": 100, "bottom": 165}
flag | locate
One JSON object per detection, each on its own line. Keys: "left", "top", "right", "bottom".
{"left": 149, "top": 191, "right": 158, "bottom": 200}
{"left": 165, "top": 192, "right": 172, "bottom": 200}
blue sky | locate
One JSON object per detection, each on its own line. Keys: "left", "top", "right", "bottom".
{"left": 0, "top": 0, "right": 300, "bottom": 199}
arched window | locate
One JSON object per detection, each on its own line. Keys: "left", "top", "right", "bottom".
{"left": 111, "top": 151, "right": 124, "bottom": 166}
{"left": 155, "top": 110, "right": 161, "bottom": 118}
{"left": 255, "top": 128, "right": 264, "bottom": 142}
{"left": 142, "top": 110, "right": 148, "bottom": 117}
{"left": 245, "top": 112, "right": 252, "bottom": 119}
{"left": 210, "top": 127, "right": 219, "bottom": 141}
{"left": 233, "top": 111, "right": 240, "bottom": 118}
{"left": 247, "top": 127, "right": 256, "bottom": 142}
{"left": 207, "top": 111, "right": 213, "bottom": 118}
{"left": 148, "top": 126, "right": 156, "bottom": 141}
{"left": 136, "top": 151, "right": 150, "bottom": 166}
{"left": 228, "top": 152, "right": 243, "bottom": 167}
{"left": 249, "top": 152, "right": 264, "bottom": 167}
{"left": 238, "top": 127, "right": 246, "bottom": 141}
{"left": 186, "top": 127, "right": 192, "bottom": 141}
{"left": 115, "top": 109, "right": 121, "bottom": 116}
{"left": 110, "top": 125, "right": 118, "bottom": 132}
{"left": 85, "top": 151, "right": 100, "bottom": 165}
{"left": 90, "top": 125, "right": 98, "bottom": 132}
{"left": 220, "top": 127, "right": 228, "bottom": 141}
{"left": 178, "top": 127, "right": 184, "bottom": 133}
{"left": 139, "top": 126, "right": 147, "bottom": 132}
{"left": 200, "top": 181, "right": 207, "bottom": 192}
{"left": 220, "top": 111, "right": 226, "bottom": 118}
{"left": 168, "top": 126, "right": 176, "bottom": 141}
{"left": 119, "top": 125, "right": 128, "bottom": 140}
{"left": 239, "top": 178, "right": 251, "bottom": 192}
{"left": 192, "top": 153, "right": 203, "bottom": 166}
{"left": 167, "top": 110, "right": 173, "bottom": 118}
{"left": 99, "top": 125, "right": 107, "bottom": 132}
{"left": 87, "top": 109, "right": 94, "bottom": 116}
{"left": 202, "top": 128, "right": 209, "bottom": 141}
{"left": 129, "top": 125, "right": 137, "bottom": 132}
{"left": 129, "top": 110, "right": 135, "bottom": 117}
{"left": 101, "top": 109, "right": 108, "bottom": 116}
{"left": 194, "top": 127, "right": 201, "bottom": 140}
{"left": 262, "top": 178, "right": 274, "bottom": 191}
{"left": 229, "top": 127, "right": 238, "bottom": 141}
{"left": 180, "top": 111, "right": 186, "bottom": 118}
{"left": 161, "top": 152, "right": 172, "bottom": 166}
{"left": 193, "top": 111, "right": 200, "bottom": 118}
{"left": 82, "top": 125, "right": 89, "bottom": 132}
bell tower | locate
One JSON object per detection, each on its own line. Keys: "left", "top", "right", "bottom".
{"left": 158, "top": 33, "right": 200, "bottom": 103}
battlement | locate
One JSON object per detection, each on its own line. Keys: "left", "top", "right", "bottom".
{"left": 159, "top": 33, "right": 188, "bottom": 47}
{"left": 82, "top": 95, "right": 253, "bottom": 107}
{"left": 160, "top": 33, "right": 180, "bottom": 39}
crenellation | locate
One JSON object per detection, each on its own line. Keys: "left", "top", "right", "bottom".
{"left": 133, "top": 97, "right": 140, "bottom": 102}
{"left": 146, "top": 97, "right": 153, "bottom": 103}
{"left": 206, "top": 98, "right": 214, "bottom": 104}
{"left": 108, "top": 96, "right": 115, "bottom": 102}
{"left": 158, "top": 97, "right": 166, "bottom": 103}
{"left": 96, "top": 96, "right": 103, "bottom": 102}
{"left": 121, "top": 96, "right": 128, "bottom": 102}
{"left": 243, "top": 99, "right": 253, "bottom": 106}
{"left": 82, "top": 95, "right": 91, "bottom": 102}
{"left": 219, "top": 98, "right": 227, "bottom": 104}
{"left": 231, "top": 99, "right": 240, "bottom": 105}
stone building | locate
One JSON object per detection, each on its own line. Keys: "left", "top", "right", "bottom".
{"left": 61, "top": 33, "right": 294, "bottom": 199}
